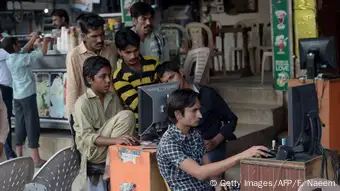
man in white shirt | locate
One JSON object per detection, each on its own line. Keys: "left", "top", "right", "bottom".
{"left": 0, "top": 48, "right": 16, "bottom": 159}
{"left": 0, "top": 90, "right": 9, "bottom": 162}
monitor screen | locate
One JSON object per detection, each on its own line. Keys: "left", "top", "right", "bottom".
{"left": 138, "top": 82, "right": 179, "bottom": 137}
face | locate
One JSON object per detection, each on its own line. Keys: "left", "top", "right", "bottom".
{"left": 87, "top": 66, "right": 112, "bottom": 94}
{"left": 118, "top": 45, "right": 140, "bottom": 66}
{"left": 83, "top": 27, "right": 105, "bottom": 52}
{"left": 176, "top": 99, "right": 202, "bottom": 127}
{"left": 160, "top": 71, "right": 185, "bottom": 88}
{"left": 52, "top": 16, "right": 65, "bottom": 29}
{"left": 13, "top": 41, "right": 21, "bottom": 53}
{"left": 133, "top": 14, "right": 153, "bottom": 35}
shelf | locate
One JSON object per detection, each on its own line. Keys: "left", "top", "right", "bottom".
{"left": 99, "top": 13, "right": 122, "bottom": 18}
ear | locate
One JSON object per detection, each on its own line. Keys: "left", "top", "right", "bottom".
{"left": 132, "top": 17, "right": 137, "bottom": 26}
{"left": 117, "top": 49, "right": 123, "bottom": 57}
{"left": 179, "top": 71, "right": 186, "bottom": 79}
{"left": 81, "top": 33, "right": 86, "bottom": 41}
{"left": 86, "top": 76, "right": 93, "bottom": 85}
{"left": 174, "top": 110, "right": 183, "bottom": 120}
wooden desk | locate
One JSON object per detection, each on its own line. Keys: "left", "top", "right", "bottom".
{"left": 240, "top": 156, "right": 335, "bottom": 191}
{"left": 288, "top": 79, "right": 340, "bottom": 151}
{"left": 109, "top": 145, "right": 167, "bottom": 191}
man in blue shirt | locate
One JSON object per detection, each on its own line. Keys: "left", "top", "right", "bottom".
{"left": 2, "top": 32, "right": 49, "bottom": 167}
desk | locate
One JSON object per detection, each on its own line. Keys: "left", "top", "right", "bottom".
{"left": 288, "top": 79, "right": 340, "bottom": 151}
{"left": 109, "top": 145, "right": 168, "bottom": 191}
{"left": 240, "top": 156, "right": 335, "bottom": 191}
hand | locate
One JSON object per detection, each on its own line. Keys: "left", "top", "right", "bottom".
{"left": 29, "top": 32, "right": 40, "bottom": 40}
{"left": 113, "top": 135, "right": 139, "bottom": 146}
{"left": 240, "top": 146, "right": 270, "bottom": 159}
{"left": 0, "top": 142, "right": 4, "bottom": 157}
{"left": 204, "top": 139, "right": 218, "bottom": 152}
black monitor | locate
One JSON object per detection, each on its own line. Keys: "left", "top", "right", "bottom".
{"left": 299, "top": 37, "right": 337, "bottom": 79}
{"left": 138, "top": 82, "right": 179, "bottom": 142}
{"left": 288, "top": 83, "right": 322, "bottom": 156}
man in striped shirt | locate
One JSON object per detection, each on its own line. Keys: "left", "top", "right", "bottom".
{"left": 113, "top": 28, "right": 159, "bottom": 126}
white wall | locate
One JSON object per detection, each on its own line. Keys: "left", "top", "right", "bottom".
{"left": 208, "top": 0, "right": 271, "bottom": 26}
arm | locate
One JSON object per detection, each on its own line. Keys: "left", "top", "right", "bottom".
{"left": 112, "top": 78, "right": 138, "bottom": 113}
{"left": 66, "top": 54, "right": 80, "bottom": 116}
{"left": 73, "top": 99, "right": 116, "bottom": 147}
{"left": 212, "top": 88, "right": 238, "bottom": 141}
{"left": 161, "top": 34, "right": 170, "bottom": 62}
{"left": 22, "top": 33, "right": 39, "bottom": 53}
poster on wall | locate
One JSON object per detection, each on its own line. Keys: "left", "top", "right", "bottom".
{"left": 271, "top": 0, "right": 293, "bottom": 91}
{"left": 50, "top": 73, "right": 65, "bottom": 119}
{"left": 120, "top": 0, "right": 140, "bottom": 25}
{"left": 36, "top": 73, "right": 50, "bottom": 117}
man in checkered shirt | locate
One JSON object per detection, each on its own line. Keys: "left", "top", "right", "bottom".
{"left": 157, "top": 89, "right": 270, "bottom": 191}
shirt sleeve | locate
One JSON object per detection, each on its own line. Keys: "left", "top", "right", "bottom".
{"left": 73, "top": 98, "right": 99, "bottom": 147}
{"left": 161, "top": 141, "right": 188, "bottom": 168}
{"left": 66, "top": 53, "right": 80, "bottom": 117}
{"left": 0, "top": 92, "right": 9, "bottom": 144}
{"left": 212, "top": 88, "right": 238, "bottom": 140}
{"left": 16, "top": 50, "right": 43, "bottom": 67}
{"left": 112, "top": 73, "right": 138, "bottom": 113}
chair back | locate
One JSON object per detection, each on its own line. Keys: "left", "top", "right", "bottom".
{"left": 183, "top": 47, "right": 211, "bottom": 84}
{"left": 185, "top": 22, "right": 214, "bottom": 50}
{"left": 0, "top": 157, "right": 34, "bottom": 191}
{"left": 25, "top": 146, "right": 80, "bottom": 191}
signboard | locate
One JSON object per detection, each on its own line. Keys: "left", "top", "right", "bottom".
{"left": 271, "top": 0, "right": 293, "bottom": 91}
{"left": 120, "top": 0, "right": 140, "bottom": 25}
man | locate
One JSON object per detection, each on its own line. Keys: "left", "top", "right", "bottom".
{"left": 51, "top": 9, "right": 70, "bottom": 29}
{"left": 157, "top": 89, "right": 270, "bottom": 191}
{"left": 0, "top": 43, "right": 16, "bottom": 159}
{"left": 156, "top": 61, "right": 238, "bottom": 190}
{"left": 130, "top": 2, "right": 169, "bottom": 63}
{"left": 0, "top": 91, "right": 9, "bottom": 162}
{"left": 66, "top": 13, "right": 117, "bottom": 116}
{"left": 113, "top": 28, "right": 159, "bottom": 126}
{"left": 73, "top": 56, "right": 137, "bottom": 188}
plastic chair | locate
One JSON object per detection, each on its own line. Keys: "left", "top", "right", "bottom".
{"left": 298, "top": 178, "right": 340, "bottom": 191}
{"left": 0, "top": 156, "right": 34, "bottom": 191}
{"left": 25, "top": 146, "right": 80, "bottom": 191}
{"left": 261, "top": 51, "right": 274, "bottom": 84}
{"left": 183, "top": 47, "right": 211, "bottom": 84}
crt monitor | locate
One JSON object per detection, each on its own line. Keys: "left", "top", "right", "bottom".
{"left": 299, "top": 36, "right": 337, "bottom": 79}
{"left": 288, "top": 83, "right": 322, "bottom": 156}
{"left": 138, "top": 82, "right": 179, "bottom": 140}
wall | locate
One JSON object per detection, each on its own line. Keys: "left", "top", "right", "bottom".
{"left": 205, "top": 0, "right": 271, "bottom": 26}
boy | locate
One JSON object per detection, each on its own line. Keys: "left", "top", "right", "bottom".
{"left": 113, "top": 28, "right": 159, "bottom": 127}
{"left": 73, "top": 56, "right": 137, "bottom": 187}
{"left": 156, "top": 61, "right": 238, "bottom": 190}
{"left": 2, "top": 33, "right": 49, "bottom": 167}
{"left": 157, "top": 89, "right": 269, "bottom": 191}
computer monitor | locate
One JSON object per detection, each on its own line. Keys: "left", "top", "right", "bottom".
{"left": 138, "top": 82, "right": 179, "bottom": 141}
{"left": 299, "top": 37, "right": 337, "bottom": 79}
{"left": 288, "top": 83, "right": 322, "bottom": 156}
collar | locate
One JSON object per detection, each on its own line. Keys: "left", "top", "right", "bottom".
{"left": 85, "top": 88, "right": 113, "bottom": 100}
{"left": 169, "top": 124, "right": 194, "bottom": 142}
{"left": 78, "top": 41, "right": 110, "bottom": 54}
{"left": 121, "top": 55, "right": 146, "bottom": 73}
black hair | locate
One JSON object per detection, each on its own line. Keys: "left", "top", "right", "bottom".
{"left": 167, "top": 89, "right": 199, "bottom": 123}
{"left": 83, "top": 56, "right": 111, "bottom": 87}
{"left": 156, "top": 61, "right": 181, "bottom": 79}
{"left": 76, "top": 13, "right": 105, "bottom": 34}
{"left": 1, "top": 37, "right": 18, "bottom": 54}
{"left": 130, "top": 2, "right": 155, "bottom": 18}
{"left": 114, "top": 27, "right": 140, "bottom": 50}
{"left": 51, "top": 9, "right": 70, "bottom": 24}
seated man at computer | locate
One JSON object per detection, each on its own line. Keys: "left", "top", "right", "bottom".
{"left": 156, "top": 61, "right": 238, "bottom": 189}
{"left": 157, "top": 89, "right": 269, "bottom": 191}
{"left": 113, "top": 28, "right": 159, "bottom": 127}
{"left": 73, "top": 56, "right": 138, "bottom": 186}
